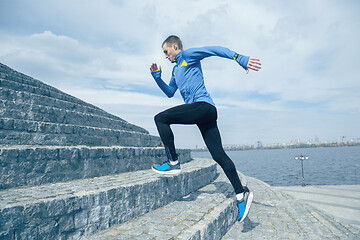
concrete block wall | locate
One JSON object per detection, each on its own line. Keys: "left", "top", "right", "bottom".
{"left": 0, "top": 63, "right": 156, "bottom": 146}
{"left": 0, "top": 99, "right": 148, "bottom": 133}
{"left": 0, "top": 117, "right": 161, "bottom": 146}
{"left": 0, "top": 63, "right": 110, "bottom": 117}
{"left": 0, "top": 145, "right": 191, "bottom": 189}
{"left": 0, "top": 86, "right": 134, "bottom": 128}
{"left": 0, "top": 159, "right": 218, "bottom": 240}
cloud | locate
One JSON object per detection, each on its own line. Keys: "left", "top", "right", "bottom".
{"left": 0, "top": 0, "right": 359, "bottom": 147}
{"left": 0, "top": 30, "right": 160, "bottom": 91}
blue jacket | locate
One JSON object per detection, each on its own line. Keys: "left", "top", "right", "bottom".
{"left": 151, "top": 46, "right": 249, "bottom": 107}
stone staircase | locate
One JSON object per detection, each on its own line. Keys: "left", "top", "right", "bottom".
{"left": 0, "top": 63, "right": 240, "bottom": 239}
{"left": 0, "top": 66, "right": 157, "bottom": 146}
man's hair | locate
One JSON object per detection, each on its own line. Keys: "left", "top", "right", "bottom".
{"left": 162, "top": 35, "right": 183, "bottom": 50}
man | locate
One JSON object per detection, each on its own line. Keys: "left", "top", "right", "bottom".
{"left": 149, "top": 35, "right": 261, "bottom": 222}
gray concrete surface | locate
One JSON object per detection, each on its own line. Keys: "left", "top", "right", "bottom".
{"left": 0, "top": 158, "right": 217, "bottom": 239}
{"left": 223, "top": 175, "right": 360, "bottom": 240}
{"left": 86, "top": 166, "right": 238, "bottom": 240}
{"left": 85, "top": 166, "right": 360, "bottom": 240}
{"left": 0, "top": 145, "right": 190, "bottom": 189}
{"left": 274, "top": 185, "right": 360, "bottom": 229}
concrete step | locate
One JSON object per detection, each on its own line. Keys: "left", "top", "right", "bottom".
{"left": 0, "top": 64, "right": 126, "bottom": 128}
{"left": 0, "top": 158, "right": 218, "bottom": 240}
{"left": 0, "top": 87, "right": 129, "bottom": 124}
{"left": 0, "top": 99, "right": 147, "bottom": 133}
{"left": 0, "top": 145, "right": 191, "bottom": 189}
{"left": 0, "top": 78, "right": 103, "bottom": 114}
{"left": 0, "top": 63, "right": 73, "bottom": 98}
{"left": 0, "top": 117, "right": 161, "bottom": 147}
{"left": 86, "top": 164, "right": 240, "bottom": 240}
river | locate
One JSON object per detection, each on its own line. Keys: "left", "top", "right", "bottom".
{"left": 191, "top": 145, "right": 360, "bottom": 186}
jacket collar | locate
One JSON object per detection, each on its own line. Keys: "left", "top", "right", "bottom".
{"left": 174, "top": 51, "right": 183, "bottom": 64}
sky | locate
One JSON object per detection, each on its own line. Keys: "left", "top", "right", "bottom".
{"left": 1, "top": 0, "right": 359, "bottom": 149}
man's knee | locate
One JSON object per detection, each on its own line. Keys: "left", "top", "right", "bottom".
{"left": 154, "top": 112, "right": 166, "bottom": 124}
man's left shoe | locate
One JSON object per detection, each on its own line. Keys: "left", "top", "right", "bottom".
{"left": 152, "top": 161, "right": 181, "bottom": 175}
{"left": 237, "top": 186, "right": 254, "bottom": 222}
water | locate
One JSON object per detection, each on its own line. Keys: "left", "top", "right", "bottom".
{"left": 191, "top": 145, "right": 360, "bottom": 186}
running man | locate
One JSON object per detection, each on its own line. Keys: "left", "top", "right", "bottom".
{"left": 149, "top": 35, "right": 261, "bottom": 222}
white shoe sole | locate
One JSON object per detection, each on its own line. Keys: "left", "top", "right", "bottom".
{"left": 151, "top": 166, "right": 181, "bottom": 175}
{"left": 239, "top": 192, "right": 254, "bottom": 223}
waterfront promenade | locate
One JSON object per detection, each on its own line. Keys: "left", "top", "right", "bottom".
{"left": 86, "top": 166, "right": 359, "bottom": 239}
{"left": 274, "top": 185, "right": 360, "bottom": 229}
{"left": 223, "top": 174, "right": 360, "bottom": 239}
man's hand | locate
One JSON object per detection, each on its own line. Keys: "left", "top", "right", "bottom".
{"left": 246, "top": 58, "right": 261, "bottom": 74}
{"left": 150, "top": 63, "right": 161, "bottom": 72}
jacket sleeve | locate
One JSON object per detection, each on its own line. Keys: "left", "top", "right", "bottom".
{"left": 183, "top": 46, "right": 250, "bottom": 70}
{"left": 151, "top": 69, "right": 178, "bottom": 98}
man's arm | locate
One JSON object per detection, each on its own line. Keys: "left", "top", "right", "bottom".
{"left": 183, "top": 46, "right": 261, "bottom": 73}
{"left": 150, "top": 63, "right": 178, "bottom": 98}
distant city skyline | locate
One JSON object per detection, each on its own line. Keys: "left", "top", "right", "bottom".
{"left": 194, "top": 136, "right": 360, "bottom": 150}
{"left": 192, "top": 138, "right": 360, "bottom": 152}
{"left": 1, "top": 0, "right": 359, "bottom": 149}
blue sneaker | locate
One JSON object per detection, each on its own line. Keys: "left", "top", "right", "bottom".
{"left": 237, "top": 186, "right": 253, "bottom": 222}
{"left": 152, "top": 161, "right": 181, "bottom": 175}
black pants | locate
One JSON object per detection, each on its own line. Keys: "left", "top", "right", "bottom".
{"left": 154, "top": 101, "right": 244, "bottom": 194}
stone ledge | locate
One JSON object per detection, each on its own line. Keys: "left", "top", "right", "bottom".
{"left": 0, "top": 158, "right": 218, "bottom": 240}
{"left": 0, "top": 63, "right": 69, "bottom": 96}
{"left": 0, "top": 118, "right": 161, "bottom": 146}
{"left": 0, "top": 145, "right": 191, "bottom": 189}
{"left": 0, "top": 78, "right": 96, "bottom": 111}
{"left": 86, "top": 164, "right": 239, "bottom": 240}
{"left": 0, "top": 87, "right": 125, "bottom": 122}
{"left": 0, "top": 99, "right": 147, "bottom": 133}
{"left": 0, "top": 63, "right": 70, "bottom": 99}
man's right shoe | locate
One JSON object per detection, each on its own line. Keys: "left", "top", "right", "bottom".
{"left": 152, "top": 161, "right": 181, "bottom": 175}
{"left": 237, "top": 186, "right": 254, "bottom": 222}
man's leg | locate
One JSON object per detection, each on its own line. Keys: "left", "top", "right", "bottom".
{"left": 197, "top": 121, "right": 244, "bottom": 194}
{"left": 198, "top": 120, "right": 253, "bottom": 222}
{"left": 154, "top": 102, "right": 215, "bottom": 161}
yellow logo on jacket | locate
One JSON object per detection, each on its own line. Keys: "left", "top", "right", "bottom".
{"left": 179, "top": 60, "right": 187, "bottom": 68}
